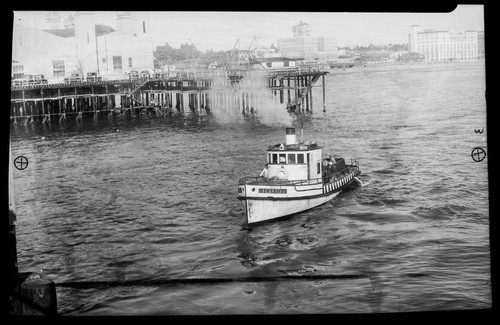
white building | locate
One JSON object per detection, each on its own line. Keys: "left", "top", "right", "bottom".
{"left": 292, "top": 21, "right": 311, "bottom": 37}
{"left": 12, "top": 11, "right": 154, "bottom": 82}
{"left": 408, "top": 25, "right": 479, "bottom": 62}
{"left": 252, "top": 57, "right": 298, "bottom": 70}
{"left": 278, "top": 21, "right": 338, "bottom": 63}
{"left": 254, "top": 47, "right": 282, "bottom": 58}
{"left": 95, "top": 12, "right": 154, "bottom": 76}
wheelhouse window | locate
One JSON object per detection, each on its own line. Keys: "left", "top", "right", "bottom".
{"left": 297, "top": 153, "right": 304, "bottom": 163}
{"left": 272, "top": 153, "right": 278, "bottom": 163}
{"left": 317, "top": 162, "right": 321, "bottom": 175}
{"left": 279, "top": 154, "right": 286, "bottom": 163}
{"left": 288, "top": 153, "right": 295, "bottom": 163}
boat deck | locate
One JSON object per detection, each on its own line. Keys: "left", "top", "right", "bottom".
{"left": 239, "top": 166, "right": 358, "bottom": 186}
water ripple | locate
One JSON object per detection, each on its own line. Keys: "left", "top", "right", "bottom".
{"left": 10, "top": 62, "right": 490, "bottom": 314}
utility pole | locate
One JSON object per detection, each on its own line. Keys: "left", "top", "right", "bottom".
{"left": 95, "top": 33, "right": 100, "bottom": 74}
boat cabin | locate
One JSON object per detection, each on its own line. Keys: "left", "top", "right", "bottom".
{"left": 264, "top": 128, "right": 323, "bottom": 181}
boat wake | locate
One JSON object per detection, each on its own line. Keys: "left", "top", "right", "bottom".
{"left": 228, "top": 205, "right": 245, "bottom": 218}
{"left": 354, "top": 177, "right": 369, "bottom": 187}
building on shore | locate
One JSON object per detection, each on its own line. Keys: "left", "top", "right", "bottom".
{"left": 250, "top": 56, "right": 299, "bottom": 70}
{"left": 477, "top": 31, "right": 485, "bottom": 60}
{"left": 253, "top": 47, "right": 282, "bottom": 59}
{"left": 12, "top": 11, "right": 154, "bottom": 83}
{"left": 277, "top": 21, "right": 338, "bottom": 64}
{"left": 408, "top": 25, "right": 482, "bottom": 62}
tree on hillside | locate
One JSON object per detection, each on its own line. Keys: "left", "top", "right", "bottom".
{"left": 353, "top": 43, "right": 408, "bottom": 52}
{"left": 154, "top": 43, "right": 180, "bottom": 67}
{"left": 179, "top": 43, "right": 202, "bottom": 61}
{"left": 154, "top": 43, "right": 227, "bottom": 68}
{"left": 199, "top": 49, "right": 226, "bottom": 64}
{"left": 389, "top": 43, "right": 408, "bottom": 51}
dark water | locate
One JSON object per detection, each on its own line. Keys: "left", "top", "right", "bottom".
{"left": 10, "top": 62, "right": 490, "bottom": 314}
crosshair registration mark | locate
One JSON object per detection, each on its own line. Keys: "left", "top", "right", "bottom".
{"left": 14, "top": 156, "right": 29, "bottom": 170}
{"left": 471, "top": 147, "right": 486, "bottom": 162}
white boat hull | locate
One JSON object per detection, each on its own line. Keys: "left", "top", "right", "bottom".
{"left": 244, "top": 190, "right": 341, "bottom": 224}
{"left": 239, "top": 167, "right": 359, "bottom": 225}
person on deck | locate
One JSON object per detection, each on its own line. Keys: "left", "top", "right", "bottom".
{"left": 259, "top": 163, "right": 269, "bottom": 179}
{"left": 328, "top": 159, "right": 335, "bottom": 175}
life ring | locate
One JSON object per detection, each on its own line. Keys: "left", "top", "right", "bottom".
{"left": 277, "top": 167, "right": 289, "bottom": 180}
{"left": 279, "top": 143, "right": 285, "bottom": 150}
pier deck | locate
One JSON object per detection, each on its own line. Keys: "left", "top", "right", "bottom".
{"left": 10, "top": 67, "right": 328, "bottom": 124}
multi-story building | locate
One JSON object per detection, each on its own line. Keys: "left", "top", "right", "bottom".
{"left": 408, "top": 25, "right": 480, "bottom": 62}
{"left": 278, "top": 21, "right": 338, "bottom": 63}
{"left": 12, "top": 11, "right": 154, "bottom": 82}
{"left": 292, "top": 20, "right": 311, "bottom": 37}
{"left": 477, "top": 31, "right": 485, "bottom": 59}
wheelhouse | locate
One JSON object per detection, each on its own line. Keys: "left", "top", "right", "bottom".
{"left": 265, "top": 128, "right": 324, "bottom": 181}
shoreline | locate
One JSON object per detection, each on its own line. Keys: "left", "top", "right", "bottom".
{"left": 326, "top": 60, "right": 485, "bottom": 74}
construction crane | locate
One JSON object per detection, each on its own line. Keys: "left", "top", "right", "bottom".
{"left": 224, "top": 37, "right": 269, "bottom": 81}
{"left": 246, "top": 36, "right": 268, "bottom": 71}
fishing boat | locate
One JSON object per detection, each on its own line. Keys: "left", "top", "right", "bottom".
{"left": 237, "top": 127, "right": 361, "bottom": 225}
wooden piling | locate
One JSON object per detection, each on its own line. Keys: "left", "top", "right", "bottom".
{"left": 20, "top": 274, "right": 58, "bottom": 316}
{"left": 287, "top": 78, "right": 291, "bottom": 107}
{"left": 41, "top": 89, "right": 46, "bottom": 121}
{"left": 305, "top": 76, "right": 309, "bottom": 112}
{"left": 322, "top": 74, "right": 326, "bottom": 112}
{"left": 21, "top": 90, "right": 26, "bottom": 119}
{"left": 294, "top": 76, "right": 299, "bottom": 111}
{"left": 279, "top": 78, "right": 283, "bottom": 104}
{"left": 12, "top": 102, "right": 17, "bottom": 124}
{"left": 309, "top": 80, "right": 313, "bottom": 113}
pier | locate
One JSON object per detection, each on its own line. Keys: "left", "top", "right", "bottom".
{"left": 10, "top": 66, "right": 328, "bottom": 125}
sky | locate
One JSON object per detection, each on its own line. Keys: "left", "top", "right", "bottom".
{"left": 13, "top": 6, "right": 484, "bottom": 51}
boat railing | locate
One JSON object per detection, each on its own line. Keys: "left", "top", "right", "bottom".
{"left": 238, "top": 176, "right": 261, "bottom": 185}
{"left": 287, "top": 178, "right": 323, "bottom": 186}
{"left": 239, "top": 160, "right": 359, "bottom": 186}
{"left": 238, "top": 176, "right": 324, "bottom": 186}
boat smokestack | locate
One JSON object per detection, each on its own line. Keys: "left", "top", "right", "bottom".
{"left": 285, "top": 128, "right": 297, "bottom": 145}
